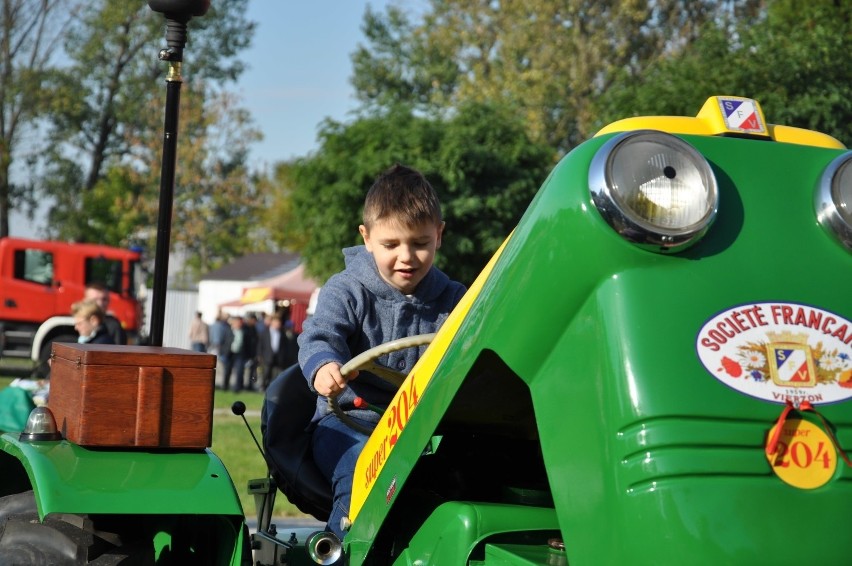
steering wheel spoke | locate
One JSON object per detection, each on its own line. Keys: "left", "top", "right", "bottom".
{"left": 359, "top": 362, "right": 406, "bottom": 387}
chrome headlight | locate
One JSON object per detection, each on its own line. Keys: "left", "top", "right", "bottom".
{"left": 589, "top": 130, "right": 719, "bottom": 252}
{"left": 815, "top": 152, "right": 852, "bottom": 251}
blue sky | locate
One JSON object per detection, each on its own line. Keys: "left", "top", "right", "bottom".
{"left": 240, "top": 0, "right": 424, "bottom": 168}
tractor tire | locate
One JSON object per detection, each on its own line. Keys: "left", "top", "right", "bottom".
{"left": 0, "top": 490, "right": 37, "bottom": 519}
{"left": 0, "top": 491, "right": 154, "bottom": 565}
{"left": 0, "top": 513, "right": 89, "bottom": 564}
{"left": 0, "top": 491, "right": 86, "bottom": 564}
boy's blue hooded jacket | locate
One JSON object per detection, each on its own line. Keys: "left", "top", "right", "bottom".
{"left": 298, "top": 245, "right": 466, "bottom": 424}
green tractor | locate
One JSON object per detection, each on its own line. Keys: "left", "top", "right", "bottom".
{"left": 1, "top": 4, "right": 851, "bottom": 561}
{"left": 262, "top": 95, "right": 852, "bottom": 565}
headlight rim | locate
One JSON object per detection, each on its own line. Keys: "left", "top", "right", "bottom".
{"left": 815, "top": 151, "right": 852, "bottom": 251}
{"left": 589, "top": 129, "right": 719, "bottom": 253}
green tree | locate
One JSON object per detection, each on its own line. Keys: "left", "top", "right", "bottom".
{"left": 288, "top": 102, "right": 554, "bottom": 286}
{"left": 736, "top": 0, "right": 852, "bottom": 144}
{"left": 83, "top": 85, "right": 264, "bottom": 283}
{"left": 41, "top": 0, "right": 255, "bottom": 245}
{"left": 352, "top": 0, "right": 758, "bottom": 152}
{"left": 0, "top": 0, "right": 74, "bottom": 237}
{"left": 260, "top": 160, "right": 303, "bottom": 252}
{"left": 592, "top": 0, "right": 852, "bottom": 145}
{"left": 272, "top": 0, "right": 849, "bottom": 288}
{"left": 166, "top": 89, "right": 265, "bottom": 282}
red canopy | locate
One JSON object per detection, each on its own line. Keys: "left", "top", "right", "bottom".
{"left": 219, "top": 264, "right": 318, "bottom": 332}
{"left": 246, "top": 263, "right": 317, "bottom": 303}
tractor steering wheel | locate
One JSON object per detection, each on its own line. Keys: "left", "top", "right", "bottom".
{"left": 328, "top": 333, "right": 435, "bottom": 434}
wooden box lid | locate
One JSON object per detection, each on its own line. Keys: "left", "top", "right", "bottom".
{"left": 52, "top": 343, "right": 216, "bottom": 369}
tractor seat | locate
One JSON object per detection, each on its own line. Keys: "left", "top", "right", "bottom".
{"left": 261, "top": 364, "right": 332, "bottom": 522}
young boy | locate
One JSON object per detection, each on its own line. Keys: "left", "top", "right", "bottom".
{"left": 298, "top": 164, "right": 467, "bottom": 539}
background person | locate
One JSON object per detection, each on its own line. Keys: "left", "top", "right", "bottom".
{"left": 71, "top": 300, "right": 115, "bottom": 345}
{"left": 243, "top": 313, "right": 260, "bottom": 389}
{"left": 258, "top": 313, "right": 298, "bottom": 391}
{"left": 225, "top": 315, "right": 258, "bottom": 392}
{"left": 84, "top": 282, "right": 127, "bottom": 345}
{"left": 209, "top": 310, "right": 233, "bottom": 389}
{"left": 189, "top": 311, "right": 209, "bottom": 352}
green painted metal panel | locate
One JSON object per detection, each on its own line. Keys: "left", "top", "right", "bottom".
{"left": 391, "top": 502, "right": 558, "bottom": 565}
{"left": 346, "top": 130, "right": 852, "bottom": 564}
{"left": 479, "top": 543, "right": 567, "bottom": 566}
{"left": 0, "top": 433, "right": 243, "bottom": 517}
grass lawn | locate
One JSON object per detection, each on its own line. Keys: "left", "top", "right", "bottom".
{"left": 0, "top": 373, "right": 303, "bottom": 520}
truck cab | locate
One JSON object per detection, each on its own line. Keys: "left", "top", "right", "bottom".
{"left": 0, "top": 237, "right": 145, "bottom": 372}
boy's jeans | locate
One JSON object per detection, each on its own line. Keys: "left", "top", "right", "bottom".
{"left": 312, "top": 412, "right": 375, "bottom": 540}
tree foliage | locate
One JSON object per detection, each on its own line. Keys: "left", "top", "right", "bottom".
{"left": 0, "top": 0, "right": 73, "bottom": 237}
{"left": 287, "top": 102, "right": 554, "bottom": 286}
{"left": 77, "top": 85, "right": 264, "bottom": 283}
{"left": 5, "top": 0, "right": 849, "bottom": 291}
{"left": 261, "top": 160, "right": 302, "bottom": 252}
{"left": 40, "top": 0, "right": 257, "bottom": 265}
{"left": 351, "top": 0, "right": 761, "bottom": 152}
{"left": 741, "top": 0, "right": 852, "bottom": 144}
{"left": 592, "top": 0, "right": 852, "bottom": 145}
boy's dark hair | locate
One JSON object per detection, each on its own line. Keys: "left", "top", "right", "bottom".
{"left": 362, "top": 164, "right": 442, "bottom": 229}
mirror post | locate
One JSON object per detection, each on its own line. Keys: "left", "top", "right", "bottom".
{"left": 147, "top": 1, "right": 209, "bottom": 347}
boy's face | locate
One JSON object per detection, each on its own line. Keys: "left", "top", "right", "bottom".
{"left": 360, "top": 218, "right": 444, "bottom": 294}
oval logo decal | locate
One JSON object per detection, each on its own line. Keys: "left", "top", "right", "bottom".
{"left": 696, "top": 302, "right": 852, "bottom": 405}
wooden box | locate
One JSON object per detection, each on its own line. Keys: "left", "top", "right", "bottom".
{"left": 49, "top": 343, "right": 216, "bottom": 449}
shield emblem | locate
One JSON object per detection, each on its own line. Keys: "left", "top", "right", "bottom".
{"left": 766, "top": 341, "right": 816, "bottom": 387}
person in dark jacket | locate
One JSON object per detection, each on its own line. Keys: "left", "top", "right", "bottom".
{"left": 71, "top": 300, "right": 115, "bottom": 345}
{"left": 243, "top": 313, "right": 260, "bottom": 389}
{"left": 258, "top": 314, "right": 299, "bottom": 391}
{"left": 224, "top": 316, "right": 245, "bottom": 392}
{"left": 224, "top": 314, "right": 260, "bottom": 392}
{"left": 84, "top": 282, "right": 127, "bottom": 345}
{"left": 297, "top": 164, "right": 467, "bottom": 540}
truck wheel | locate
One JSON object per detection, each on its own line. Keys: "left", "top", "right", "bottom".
{"left": 35, "top": 334, "right": 77, "bottom": 378}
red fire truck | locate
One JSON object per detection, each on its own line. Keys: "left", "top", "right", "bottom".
{"left": 0, "top": 237, "right": 145, "bottom": 375}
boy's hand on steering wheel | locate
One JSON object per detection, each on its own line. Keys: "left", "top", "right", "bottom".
{"left": 314, "top": 362, "right": 359, "bottom": 397}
